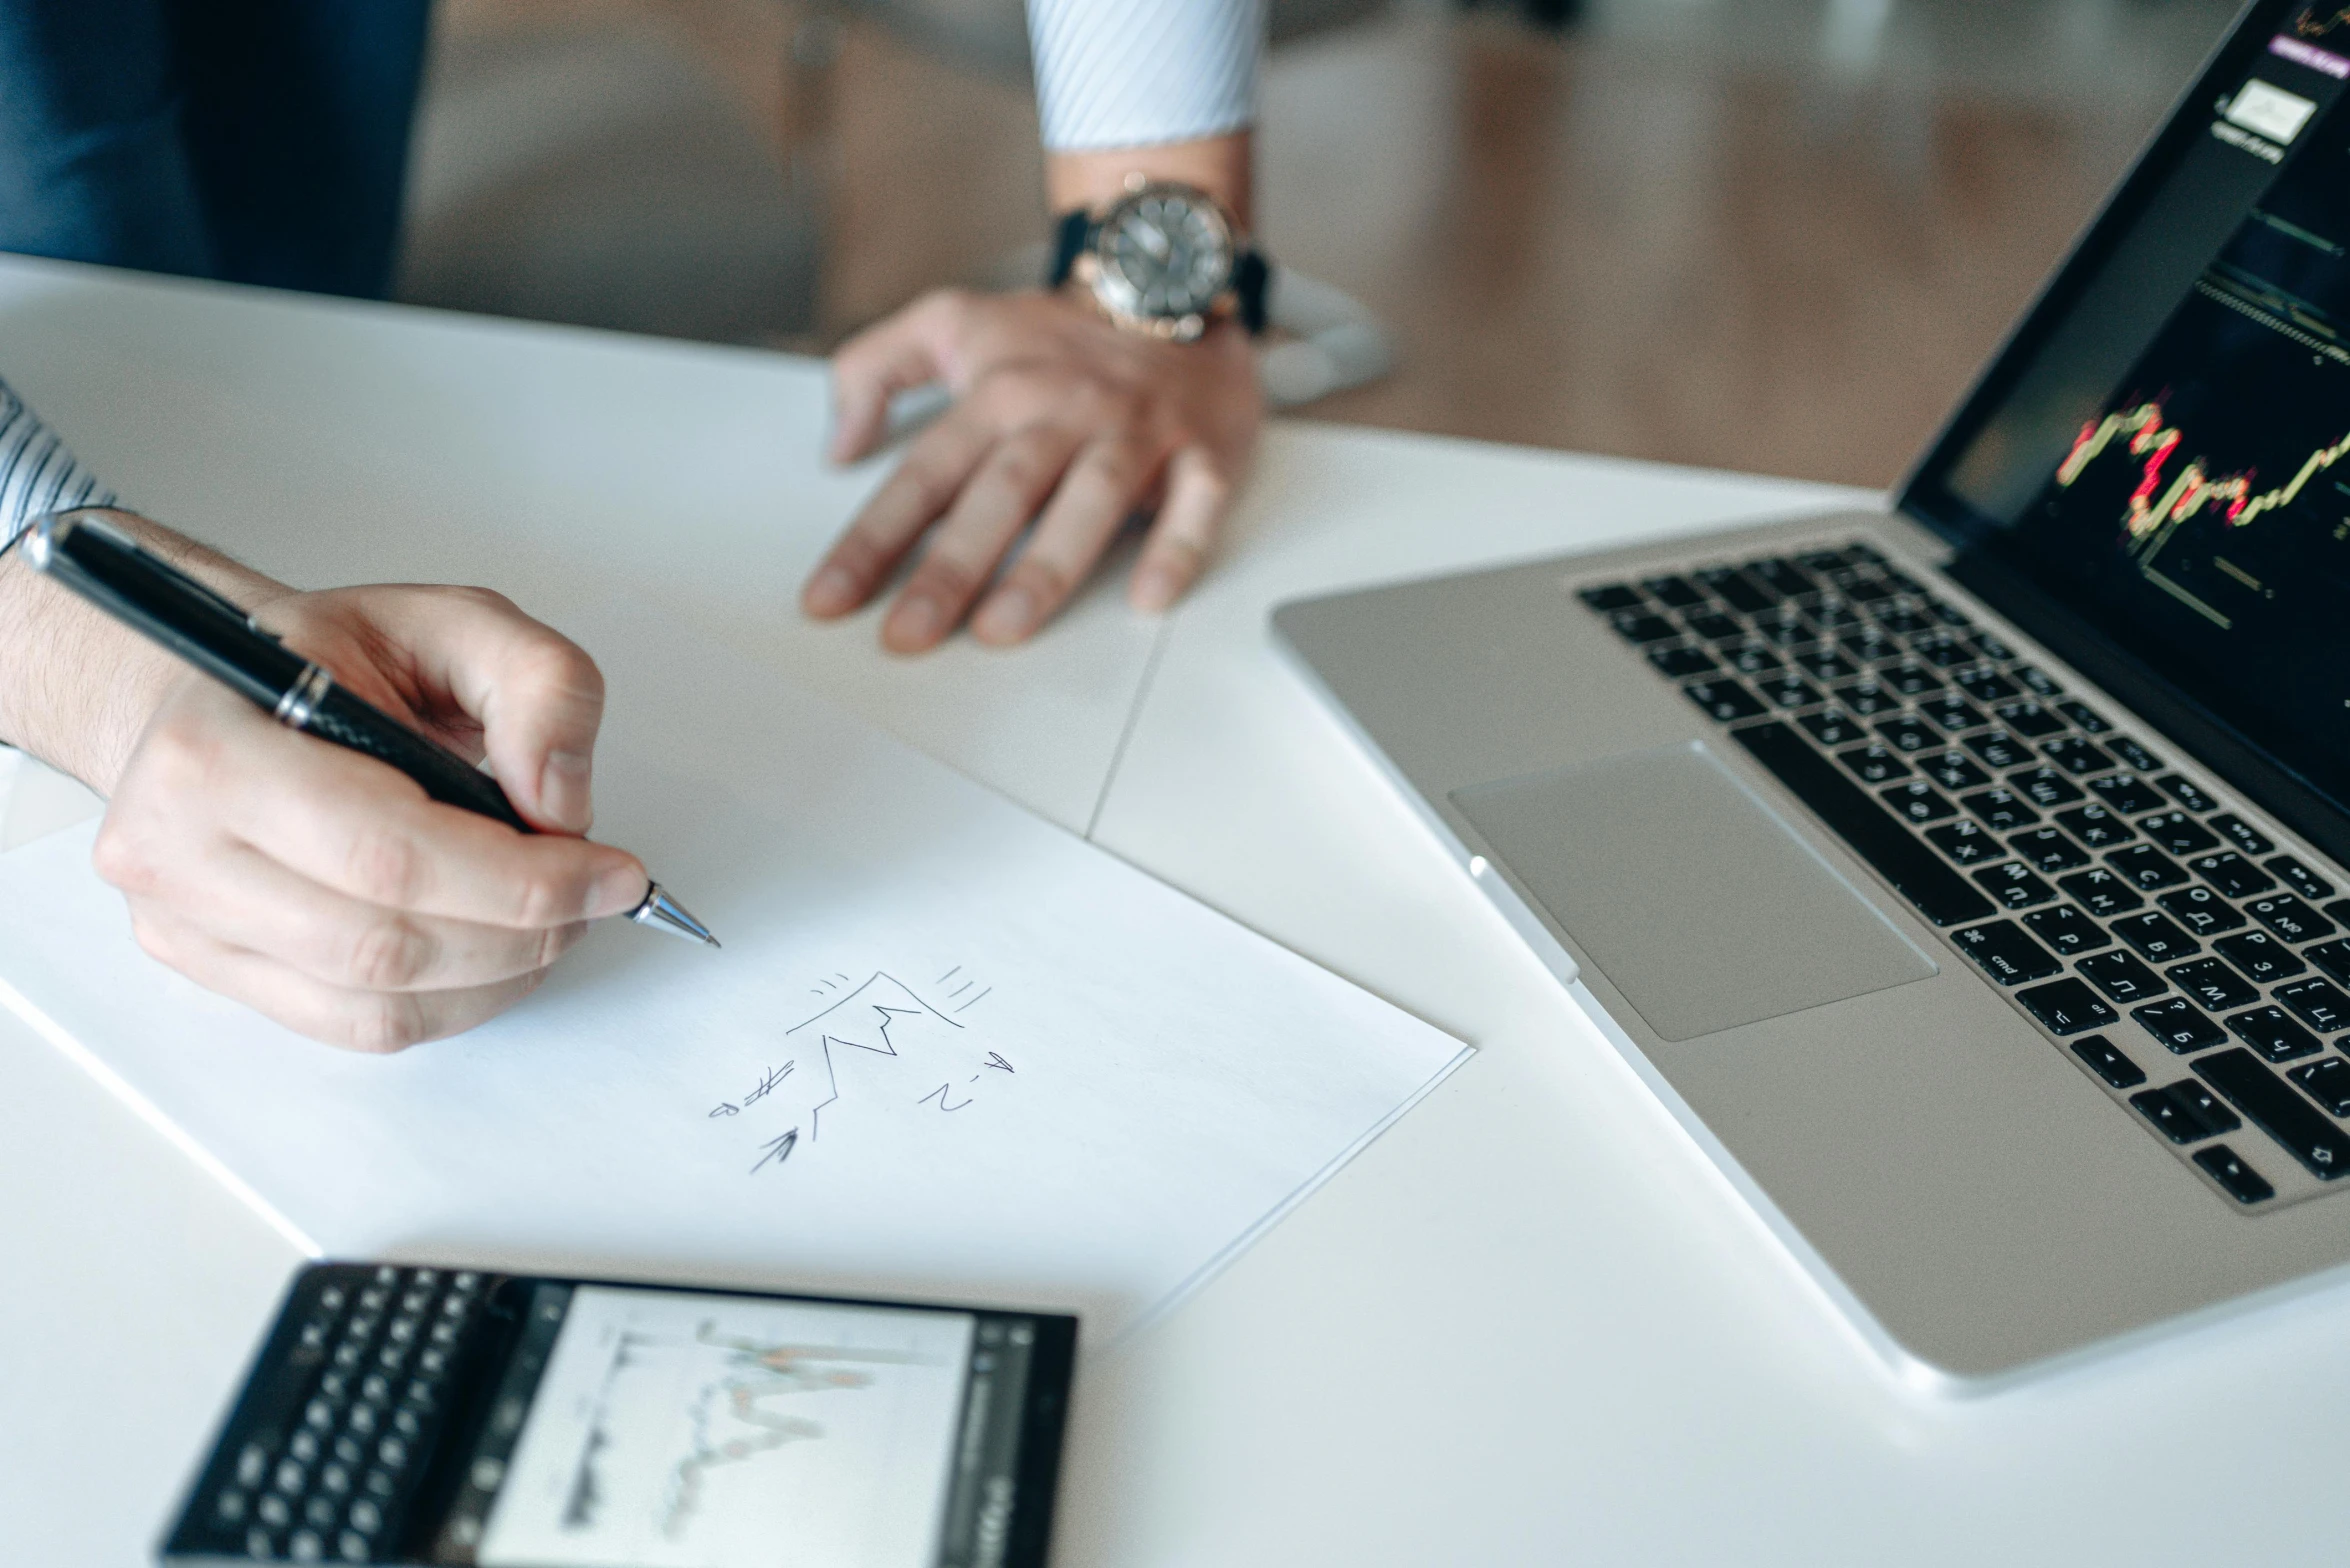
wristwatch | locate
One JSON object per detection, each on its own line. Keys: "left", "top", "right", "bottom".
{"left": 1048, "top": 176, "right": 1271, "bottom": 341}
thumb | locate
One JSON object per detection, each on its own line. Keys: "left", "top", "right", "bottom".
{"left": 363, "top": 587, "right": 609, "bottom": 836}
{"left": 826, "top": 292, "right": 961, "bottom": 463}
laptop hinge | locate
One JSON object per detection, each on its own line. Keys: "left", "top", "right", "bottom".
{"left": 1942, "top": 543, "right": 2350, "bottom": 874}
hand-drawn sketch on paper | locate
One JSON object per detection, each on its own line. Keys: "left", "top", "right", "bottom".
{"left": 707, "top": 970, "right": 1012, "bottom": 1176}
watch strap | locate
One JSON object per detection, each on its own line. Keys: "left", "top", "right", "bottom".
{"left": 1047, "top": 207, "right": 1092, "bottom": 288}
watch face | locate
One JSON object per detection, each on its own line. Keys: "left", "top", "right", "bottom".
{"left": 1095, "top": 186, "right": 1234, "bottom": 322}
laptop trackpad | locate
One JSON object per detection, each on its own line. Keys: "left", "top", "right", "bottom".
{"left": 1452, "top": 741, "right": 1936, "bottom": 1041}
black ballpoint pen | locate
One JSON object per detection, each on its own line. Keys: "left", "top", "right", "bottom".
{"left": 23, "top": 512, "right": 718, "bottom": 946}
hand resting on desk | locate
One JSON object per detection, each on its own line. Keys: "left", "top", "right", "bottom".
{"left": 805, "top": 287, "right": 1262, "bottom": 652}
{"left": 0, "top": 514, "right": 649, "bottom": 1051}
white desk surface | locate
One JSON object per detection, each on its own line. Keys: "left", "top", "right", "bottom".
{"left": 3, "top": 255, "right": 2345, "bottom": 1567}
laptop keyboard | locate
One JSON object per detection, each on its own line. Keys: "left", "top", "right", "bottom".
{"left": 1580, "top": 541, "right": 2350, "bottom": 1212}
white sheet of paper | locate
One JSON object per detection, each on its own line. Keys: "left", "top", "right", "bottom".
{"left": 0, "top": 602, "right": 1469, "bottom": 1337}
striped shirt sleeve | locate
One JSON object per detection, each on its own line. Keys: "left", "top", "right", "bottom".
{"left": 0, "top": 377, "right": 116, "bottom": 551}
{"left": 1025, "top": 0, "right": 1264, "bottom": 153}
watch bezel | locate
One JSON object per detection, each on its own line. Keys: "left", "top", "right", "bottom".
{"left": 1086, "top": 181, "right": 1238, "bottom": 338}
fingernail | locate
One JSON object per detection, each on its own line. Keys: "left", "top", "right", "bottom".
{"left": 974, "top": 585, "right": 1037, "bottom": 643}
{"left": 539, "top": 749, "right": 594, "bottom": 833}
{"left": 886, "top": 595, "right": 944, "bottom": 648}
{"left": 592, "top": 866, "right": 650, "bottom": 920}
{"left": 805, "top": 565, "right": 859, "bottom": 615}
{"left": 1132, "top": 564, "right": 1185, "bottom": 612}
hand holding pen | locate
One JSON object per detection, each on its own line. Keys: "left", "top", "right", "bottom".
{"left": 11, "top": 511, "right": 713, "bottom": 1053}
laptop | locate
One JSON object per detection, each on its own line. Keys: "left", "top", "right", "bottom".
{"left": 1273, "top": 0, "right": 2350, "bottom": 1387}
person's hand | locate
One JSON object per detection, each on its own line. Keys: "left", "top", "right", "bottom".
{"left": 804, "top": 287, "right": 1263, "bottom": 651}
{"left": 90, "top": 583, "right": 651, "bottom": 1052}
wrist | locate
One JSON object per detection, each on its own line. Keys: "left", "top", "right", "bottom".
{"left": 1046, "top": 130, "right": 1253, "bottom": 229}
{"left": 0, "top": 510, "right": 291, "bottom": 793}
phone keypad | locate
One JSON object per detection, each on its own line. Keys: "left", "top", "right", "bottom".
{"left": 205, "top": 1266, "right": 487, "bottom": 1562}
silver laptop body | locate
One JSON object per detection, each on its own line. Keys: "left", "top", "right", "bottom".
{"left": 1275, "top": 0, "right": 2350, "bottom": 1385}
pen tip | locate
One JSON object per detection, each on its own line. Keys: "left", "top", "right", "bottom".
{"left": 629, "top": 883, "right": 720, "bottom": 947}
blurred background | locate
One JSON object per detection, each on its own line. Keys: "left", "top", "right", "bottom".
{"left": 398, "top": 0, "right": 2243, "bottom": 490}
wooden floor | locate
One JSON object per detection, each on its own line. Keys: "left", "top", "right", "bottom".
{"left": 425, "top": 0, "right": 2240, "bottom": 490}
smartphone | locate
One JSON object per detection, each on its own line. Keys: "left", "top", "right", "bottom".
{"left": 159, "top": 1262, "right": 1077, "bottom": 1567}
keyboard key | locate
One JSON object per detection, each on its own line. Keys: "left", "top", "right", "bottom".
{"left": 1920, "top": 752, "right": 1991, "bottom": 791}
{"left": 2078, "top": 950, "right": 2166, "bottom": 1004}
{"left": 1647, "top": 644, "right": 1719, "bottom": 680}
{"left": 1840, "top": 628, "right": 1902, "bottom": 664}
{"left": 1720, "top": 641, "right": 1784, "bottom": 675}
{"left": 2275, "top": 978, "right": 2350, "bottom": 1034}
{"left": 1687, "top": 611, "right": 1745, "bottom": 642}
{"left": 2208, "top": 814, "right": 2274, "bottom": 856}
{"left": 1917, "top": 693, "right": 1985, "bottom": 732}
{"left": 2155, "top": 775, "right": 2216, "bottom": 813}
{"left": 1909, "top": 630, "right": 1976, "bottom": 667}
{"left": 2017, "top": 977, "right": 2119, "bottom": 1035}
{"left": 2213, "top": 929, "right": 2304, "bottom": 985}
{"left": 1962, "top": 787, "right": 2040, "bottom": 831}
{"left": 2059, "top": 866, "right": 2143, "bottom": 917}
{"left": 1697, "top": 567, "right": 1776, "bottom": 613}
{"left": 1750, "top": 608, "right": 1815, "bottom": 648}
{"left": 1874, "top": 716, "right": 1938, "bottom": 753}
{"left": 1750, "top": 558, "right": 1816, "bottom": 599}
{"left": 2055, "top": 803, "right": 2133, "bottom": 849}
{"left": 2023, "top": 904, "right": 2110, "bottom": 957}
{"left": 1796, "top": 709, "right": 1866, "bottom": 748}
{"left": 2157, "top": 885, "right": 2244, "bottom": 937}
{"left": 1611, "top": 612, "right": 1680, "bottom": 645}
{"left": 1755, "top": 674, "right": 1822, "bottom": 710}
{"left": 2289, "top": 1056, "right": 2350, "bottom": 1115}
{"left": 2329, "top": 899, "right": 2350, "bottom": 929}
{"left": 2247, "top": 894, "right": 2335, "bottom": 944}
{"left": 1832, "top": 678, "right": 1900, "bottom": 716}
{"left": 1925, "top": 819, "right": 2000, "bottom": 865}
{"left": 2087, "top": 774, "right": 2165, "bottom": 815}
{"left": 1962, "top": 730, "right": 2034, "bottom": 770}
{"left": 2008, "top": 766, "right": 2084, "bottom": 808}
{"left": 1953, "top": 919, "right": 2061, "bottom": 984}
{"left": 1882, "top": 780, "right": 1957, "bottom": 824}
{"left": 2228, "top": 1005, "right": 2324, "bottom": 1063}
{"left": 1730, "top": 722, "right": 1993, "bottom": 926}
{"left": 2131, "top": 1082, "right": 2237, "bottom": 1143}
{"left": 2168, "top": 958, "right": 2261, "bottom": 1014}
{"left": 1973, "top": 861, "right": 2057, "bottom": 910}
{"left": 1880, "top": 662, "right": 1944, "bottom": 698}
{"left": 1875, "top": 605, "right": 1938, "bottom": 637}
{"left": 2193, "top": 1144, "right": 2277, "bottom": 1203}
{"left": 1641, "top": 574, "right": 1708, "bottom": 609}
{"left": 2133, "top": 811, "right": 2217, "bottom": 858}
{"left": 1581, "top": 584, "right": 1644, "bottom": 612}
{"left": 2306, "top": 938, "right": 2350, "bottom": 987}
{"left": 2070, "top": 1034, "right": 2146, "bottom": 1089}
{"left": 1791, "top": 648, "right": 1860, "bottom": 682}
{"left": 2015, "top": 665, "right": 2064, "bottom": 697}
{"left": 1970, "top": 630, "right": 2018, "bottom": 661}
{"left": 1955, "top": 668, "right": 2020, "bottom": 704}
{"left": 2106, "top": 844, "right": 2187, "bottom": 891}
{"left": 2010, "top": 827, "right": 2088, "bottom": 874}
{"left": 2111, "top": 912, "right": 2199, "bottom": 964}
{"left": 1997, "top": 700, "right": 2067, "bottom": 738}
{"left": 1683, "top": 680, "right": 1767, "bottom": 723}
{"left": 1840, "top": 744, "right": 1911, "bottom": 784}
{"left": 2056, "top": 698, "right": 2110, "bottom": 733}
{"left": 2267, "top": 855, "right": 2335, "bottom": 902}
{"left": 2197, "top": 1047, "right": 2350, "bottom": 1179}
{"left": 2038, "top": 736, "right": 2111, "bottom": 777}
{"left": 2109, "top": 737, "right": 2163, "bottom": 773}
{"left": 2132, "top": 996, "right": 2226, "bottom": 1054}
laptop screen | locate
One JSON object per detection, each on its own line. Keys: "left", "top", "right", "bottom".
{"left": 1906, "top": 0, "right": 2350, "bottom": 821}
